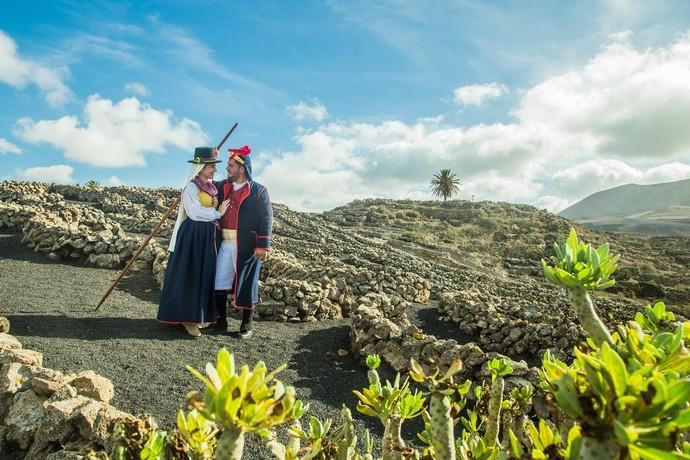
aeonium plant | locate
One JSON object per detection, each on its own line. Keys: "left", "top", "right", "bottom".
{"left": 541, "top": 229, "right": 690, "bottom": 459}
{"left": 186, "top": 347, "right": 308, "bottom": 460}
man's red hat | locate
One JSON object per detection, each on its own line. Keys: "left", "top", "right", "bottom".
{"left": 228, "top": 145, "right": 253, "bottom": 177}
{"left": 228, "top": 145, "right": 251, "bottom": 163}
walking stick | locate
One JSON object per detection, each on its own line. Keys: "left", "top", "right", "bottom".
{"left": 95, "top": 123, "right": 239, "bottom": 311}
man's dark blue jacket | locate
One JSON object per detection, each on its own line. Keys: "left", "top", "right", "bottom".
{"left": 214, "top": 179, "right": 272, "bottom": 309}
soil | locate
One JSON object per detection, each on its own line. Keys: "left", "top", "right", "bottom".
{"left": 0, "top": 231, "right": 468, "bottom": 458}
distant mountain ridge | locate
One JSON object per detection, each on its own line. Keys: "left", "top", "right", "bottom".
{"left": 559, "top": 178, "right": 690, "bottom": 236}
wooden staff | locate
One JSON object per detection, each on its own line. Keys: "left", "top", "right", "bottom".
{"left": 95, "top": 123, "right": 239, "bottom": 311}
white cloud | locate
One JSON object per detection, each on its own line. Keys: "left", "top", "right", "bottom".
{"left": 516, "top": 35, "right": 690, "bottom": 159}
{"left": 152, "top": 19, "right": 279, "bottom": 96}
{"left": 608, "top": 30, "right": 633, "bottom": 43}
{"left": 0, "top": 138, "right": 21, "bottom": 154}
{"left": 15, "top": 95, "right": 207, "bottom": 167}
{"left": 552, "top": 159, "right": 690, "bottom": 197}
{"left": 0, "top": 30, "right": 72, "bottom": 106}
{"left": 18, "top": 165, "right": 74, "bottom": 183}
{"left": 104, "top": 176, "right": 125, "bottom": 186}
{"left": 261, "top": 119, "right": 545, "bottom": 211}
{"left": 124, "top": 82, "right": 150, "bottom": 97}
{"left": 55, "top": 32, "right": 143, "bottom": 69}
{"left": 532, "top": 195, "right": 573, "bottom": 213}
{"left": 463, "top": 173, "right": 543, "bottom": 203}
{"left": 286, "top": 99, "right": 329, "bottom": 122}
{"left": 262, "top": 33, "right": 690, "bottom": 211}
{"left": 453, "top": 83, "right": 508, "bottom": 107}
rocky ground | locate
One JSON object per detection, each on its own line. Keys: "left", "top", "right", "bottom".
{"left": 0, "top": 231, "right": 466, "bottom": 458}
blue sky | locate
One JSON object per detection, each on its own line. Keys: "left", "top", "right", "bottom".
{"left": 2, "top": 1, "right": 690, "bottom": 212}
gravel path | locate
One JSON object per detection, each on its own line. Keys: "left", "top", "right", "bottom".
{"left": 0, "top": 231, "right": 467, "bottom": 457}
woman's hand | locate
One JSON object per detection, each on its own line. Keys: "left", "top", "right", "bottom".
{"left": 219, "top": 199, "right": 231, "bottom": 216}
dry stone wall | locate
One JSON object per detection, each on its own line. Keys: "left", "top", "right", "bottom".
{"left": 348, "top": 294, "right": 544, "bottom": 415}
{"left": 0, "top": 318, "right": 144, "bottom": 459}
{"left": 436, "top": 283, "right": 646, "bottom": 358}
{"left": 258, "top": 250, "right": 430, "bottom": 321}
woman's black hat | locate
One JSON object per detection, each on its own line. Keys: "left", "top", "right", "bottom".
{"left": 188, "top": 147, "right": 222, "bottom": 164}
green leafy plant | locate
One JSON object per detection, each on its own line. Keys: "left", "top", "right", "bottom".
{"left": 409, "top": 359, "right": 464, "bottom": 459}
{"left": 541, "top": 229, "right": 690, "bottom": 459}
{"left": 273, "top": 406, "right": 367, "bottom": 460}
{"left": 176, "top": 408, "right": 217, "bottom": 459}
{"left": 140, "top": 430, "right": 167, "bottom": 460}
{"left": 484, "top": 358, "right": 513, "bottom": 449}
{"left": 110, "top": 416, "right": 159, "bottom": 460}
{"left": 353, "top": 354, "right": 425, "bottom": 458}
{"left": 542, "top": 227, "right": 618, "bottom": 346}
{"left": 186, "top": 348, "right": 308, "bottom": 459}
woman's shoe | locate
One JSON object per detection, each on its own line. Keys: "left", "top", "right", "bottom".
{"left": 184, "top": 324, "right": 202, "bottom": 338}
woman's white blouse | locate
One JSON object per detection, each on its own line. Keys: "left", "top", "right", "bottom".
{"left": 181, "top": 182, "right": 221, "bottom": 222}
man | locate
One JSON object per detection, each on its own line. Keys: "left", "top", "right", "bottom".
{"left": 213, "top": 145, "right": 272, "bottom": 338}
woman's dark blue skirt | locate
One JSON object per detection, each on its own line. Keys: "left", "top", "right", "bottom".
{"left": 157, "top": 219, "right": 218, "bottom": 324}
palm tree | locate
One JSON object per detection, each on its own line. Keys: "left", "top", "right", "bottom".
{"left": 430, "top": 169, "right": 460, "bottom": 201}
{"left": 85, "top": 180, "right": 101, "bottom": 189}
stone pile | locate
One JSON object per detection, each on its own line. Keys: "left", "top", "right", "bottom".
{"left": 436, "top": 283, "right": 647, "bottom": 358}
{"left": 256, "top": 250, "right": 430, "bottom": 321}
{"left": 0, "top": 320, "right": 144, "bottom": 459}
{"left": 0, "top": 181, "right": 169, "bottom": 269}
{"left": 18, "top": 209, "right": 144, "bottom": 269}
{"left": 149, "top": 240, "right": 170, "bottom": 287}
{"left": 349, "top": 293, "right": 542, "bottom": 395}
{"left": 438, "top": 289, "right": 580, "bottom": 356}
{"left": 0, "top": 181, "right": 50, "bottom": 203}
{"left": 49, "top": 184, "right": 177, "bottom": 207}
{"left": 273, "top": 204, "right": 435, "bottom": 278}
{"left": 0, "top": 202, "right": 43, "bottom": 232}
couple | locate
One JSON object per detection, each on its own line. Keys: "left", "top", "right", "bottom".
{"left": 156, "top": 145, "right": 272, "bottom": 338}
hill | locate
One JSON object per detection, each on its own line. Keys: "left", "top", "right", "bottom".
{"left": 1, "top": 181, "right": 689, "bottom": 457}
{"left": 559, "top": 178, "right": 690, "bottom": 236}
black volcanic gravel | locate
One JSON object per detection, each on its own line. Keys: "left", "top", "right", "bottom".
{"left": 0, "top": 232, "right": 468, "bottom": 458}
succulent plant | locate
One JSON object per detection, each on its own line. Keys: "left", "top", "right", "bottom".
{"left": 140, "top": 430, "right": 167, "bottom": 460}
{"left": 542, "top": 228, "right": 618, "bottom": 346}
{"left": 523, "top": 419, "right": 567, "bottom": 459}
{"left": 542, "top": 305, "right": 690, "bottom": 458}
{"left": 269, "top": 406, "right": 375, "bottom": 460}
{"left": 186, "top": 348, "right": 307, "bottom": 460}
{"left": 540, "top": 229, "right": 690, "bottom": 458}
{"left": 409, "top": 359, "right": 464, "bottom": 460}
{"left": 353, "top": 354, "right": 425, "bottom": 459}
{"left": 176, "top": 408, "right": 217, "bottom": 459}
{"left": 501, "top": 385, "right": 533, "bottom": 451}
{"left": 484, "top": 358, "right": 513, "bottom": 449}
{"left": 110, "top": 415, "right": 159, "bottom": 460}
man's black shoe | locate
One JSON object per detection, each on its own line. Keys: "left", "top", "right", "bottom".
{"left": 238, "top": 329, "right": 254, "bottom": 339}
{"left": 211, "top": 321, "right": 228, "bottom": 331}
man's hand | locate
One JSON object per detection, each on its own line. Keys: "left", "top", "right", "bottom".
{"left": 254, "top": 248, "right": 268, "bottom": 261}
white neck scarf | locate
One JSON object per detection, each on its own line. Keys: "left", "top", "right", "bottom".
{"left": 168, "top": 163, "right": 205, "bottom": 252}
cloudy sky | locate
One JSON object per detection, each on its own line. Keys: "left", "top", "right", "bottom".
{"left": 2, "top": 1, "right": 690, "bottom": 212}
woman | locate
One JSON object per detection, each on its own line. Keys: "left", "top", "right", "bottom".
{"left": 157, "top": 147, "right": 230, "bottom": 337}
